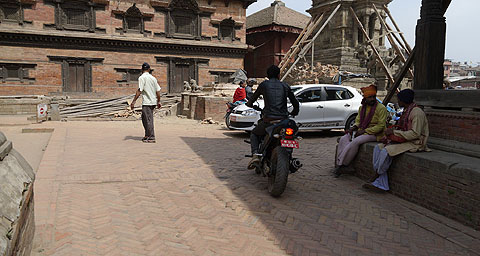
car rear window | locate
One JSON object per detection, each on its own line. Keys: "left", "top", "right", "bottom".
{"left": 325, "top": 88, "right": 351, "bottom": 100}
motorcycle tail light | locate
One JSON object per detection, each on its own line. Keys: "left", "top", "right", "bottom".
{"left": 285, "top": 128, "right": 294, "bottom": 136}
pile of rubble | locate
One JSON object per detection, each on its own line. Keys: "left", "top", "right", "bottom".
{"left": 284, "top": 62, "right": 339, "bottom": 85}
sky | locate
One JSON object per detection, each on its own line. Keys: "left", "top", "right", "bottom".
{"left": 246, "top": 0, "right": 480, "bottom": 66}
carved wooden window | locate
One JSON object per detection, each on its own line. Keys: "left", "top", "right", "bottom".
{"left": 173, "top": 15, "right": 194, "bottom": 35}
{"left": 0, "top": 1, "right": 23, "bottom": 24}
{"left": 1, "top": 6, "right": 19, "bottom": 21}
{"left": 46, "top": 0, "right": 104, "bottom": 32}
{"left": 218, "top": 18, "right": 235, "bottom": 41}
{"left": 115, "top": 68, "right": 142, "bottom": 83}
{"left": 126, "top": 16, "right": 141, "bottom": 31}
{"left": 64, "top": 7, "right": 88, "bottom": 27}
{"left": 54, "top": 1, "right": 96, "bottom": 32}
{"left": 0, "top": 63, "right": 36, "bottom": 82}
{"left": 115, "top": 4, "right": 151, "bottom": 34}
{"left": 209, "top": 71, "right": 233, "bottom": 84}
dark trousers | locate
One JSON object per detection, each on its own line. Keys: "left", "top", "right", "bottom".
{"left": 142, "top": 105, "right": 156, "bottom": 139}
{"left": 250, "top": 119, "right": 272, "bottom": 154}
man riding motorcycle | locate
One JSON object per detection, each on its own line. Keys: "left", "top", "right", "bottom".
{"left": 246, "top": 65, "right": 300, "bottom": 169}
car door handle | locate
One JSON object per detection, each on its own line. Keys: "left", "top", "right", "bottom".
{"left": 317, "top": 105, "right": 324, "bottom": 109}
{"left": 344, "top": 104, "right": 351, "bottom": 107}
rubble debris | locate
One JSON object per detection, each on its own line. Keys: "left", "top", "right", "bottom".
{"left": 201, "top": 118, "right": 218, "bottom": 125}
{"left": 284, "top": 62, "right": 339, "bottom": 85}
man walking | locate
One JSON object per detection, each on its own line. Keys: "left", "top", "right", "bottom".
{"left": 130, "top": 63, "right": 161, "bottom": 143}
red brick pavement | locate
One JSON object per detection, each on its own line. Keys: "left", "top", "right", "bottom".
{"left": 31, "top": 118, "right": 480, "bottom": 255}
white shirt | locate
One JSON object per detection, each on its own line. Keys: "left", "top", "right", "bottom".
{"left": 138, "top": 72, "right": 161, "bottom": 106}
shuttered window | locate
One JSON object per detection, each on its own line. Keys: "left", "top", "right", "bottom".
{"left": 220, "top": 26, "right": 233, "bottom": 40}
{"left": 126, "top": 16, "right": 141, "bottom": 31}
{"left": 65, "top": 8, "right": 88, "bottom": 26}
{"left": 2, "top": 6, "right": 19, "bottom": 20}
{"left": 174, "top": 16, "right": 193, "bottom": 35}
{"left": 6, "top": 66, "right": 20, "bottom": 78}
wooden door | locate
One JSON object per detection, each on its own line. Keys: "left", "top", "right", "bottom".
{"left": 173, "top": 64, "right": 190, "bottom": 93}
{"left": 66, "top": 63, "right": 86, "bottom": 92}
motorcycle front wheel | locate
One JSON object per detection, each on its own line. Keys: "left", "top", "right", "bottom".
{"left": 225, "top": 112, "right": 233, "bottom": 130}
{"left": 268, "top": 146, "right": 289, "bottom": 197}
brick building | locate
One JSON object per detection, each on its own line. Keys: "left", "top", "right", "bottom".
{"left": 0, "top": 0, "right": 255, "bottom": 97}
{"left": 244, "top": 0, "right": 309, "bottom": 78}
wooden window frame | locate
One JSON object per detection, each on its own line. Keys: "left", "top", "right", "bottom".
{"left": 0, "top": 63, "right": 36, "bottom": 83}
{"left": 46, "top": 0, "right": 106, "bottom": 32}
{"left": 0, "top": 0, "right": 33, "bottom": 25}
{"left": 209, "top": 71, "right": 234, "bottom": 84}
{"left": 218, "top": 18, "right": 235, "bottom": 42}
{"left": 114, "top": 4, "right": 151, "bottom": 35}
{"left": 48, "top": 56, "right": 103, "bottom": 93}
{"left": 115, "top": 68, "right": 143, "bottom": 84}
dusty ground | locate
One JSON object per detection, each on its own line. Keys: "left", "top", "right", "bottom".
{"left": 2, "top": 116, "right": 479, "bottom": 255}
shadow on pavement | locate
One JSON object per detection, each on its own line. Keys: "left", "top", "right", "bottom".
{"left": 123, "top": 136, "right": 144, "bottom": 141}
{"left": 180, "top": 134, "right": 348, "bottom": 254}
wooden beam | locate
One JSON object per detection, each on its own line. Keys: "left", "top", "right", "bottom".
{"left": 382, "top": 0, "right": 452, "bottom": 105}
{"left": 383, "top": 5, "right": 412, "bottom": 53}
{"left": 350, "top": 7, "right": 395, "bottom": 86}
{"left": 373, "top": 4, "right": 414, "bottom": 78}
{"left": 281, "top": 4, "right": 341, "bottom": 81}
{"left": 279, "top": 14, "right": 324, "bottom": 73}
{"left": 383, "top": 47, "right": 416, "bottom": 105}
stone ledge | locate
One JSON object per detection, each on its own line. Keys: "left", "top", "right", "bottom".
{"left": 352, "top": 142, "right": 480, "bottom": 230}
{"left": 0, "top": 132, "right": 35, "bottom": 256}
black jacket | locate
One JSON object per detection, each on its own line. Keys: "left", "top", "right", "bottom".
{"left": 246, "top": 78, "right": 299, "bottom": 119}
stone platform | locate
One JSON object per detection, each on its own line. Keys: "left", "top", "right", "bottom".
{"left": 351, "top": 142, "right": 480, "bottom": 230}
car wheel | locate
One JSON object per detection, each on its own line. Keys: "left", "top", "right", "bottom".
{"left": 345, "top": 115, "right": 357, "bottom": 131}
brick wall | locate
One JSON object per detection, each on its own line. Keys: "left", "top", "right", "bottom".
{"left": 426, "top": 110, "right": 480, "bottom": 145}
{"left": 181, "top": 93, "right": 228, "bottom": 122}
{"left": 0, "top": 45, "right": 243, "bottom": 98}
{"left": 0, "top": 0, "right": 248, "bottom": 98}
{"left": 352, "top": 142, "right": 480, "bottom": 230}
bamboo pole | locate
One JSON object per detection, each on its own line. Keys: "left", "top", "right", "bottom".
{"left": 350, "top": 7, "right": 395, "bottom": 86}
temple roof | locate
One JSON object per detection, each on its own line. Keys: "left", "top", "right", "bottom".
{"left": 246, "top": 0, "right": 310, "bottom": 30}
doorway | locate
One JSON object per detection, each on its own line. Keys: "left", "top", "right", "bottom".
{"left": 66, "top": 63, "right": 87, "bottom": 92}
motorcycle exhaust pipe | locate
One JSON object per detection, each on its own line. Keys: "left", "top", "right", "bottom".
{"left": 290, "top": 158, "right": 302, "bottom": 173}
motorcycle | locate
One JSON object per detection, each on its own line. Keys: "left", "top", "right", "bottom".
{"left": 245, "top": 105, "right": 302, "bottom": 197}
{"left": 225, "top": 102, "right": 236, "bottom": 130}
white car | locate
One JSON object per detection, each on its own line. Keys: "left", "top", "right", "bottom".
{"left": 228, "top": 84, "right": 362, "bottom": 131}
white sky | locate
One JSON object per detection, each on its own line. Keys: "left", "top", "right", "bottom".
{"left": 246, "top": 0, "right": 480, "bottom": 66}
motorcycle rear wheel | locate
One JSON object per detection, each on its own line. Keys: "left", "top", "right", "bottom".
{"left": 268, "top": 146, "right": 289, "bottom": 197}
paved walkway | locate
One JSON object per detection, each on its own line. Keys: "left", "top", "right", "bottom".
{"left": 31, "top": 118, "right": 480, "bottom": 255}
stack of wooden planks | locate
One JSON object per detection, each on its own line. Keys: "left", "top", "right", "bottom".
{"left": 59, "top": 94, "right": 181, "bottom": 119}
{"left": 59, "top": 95, "right": 133, "bottom": 119}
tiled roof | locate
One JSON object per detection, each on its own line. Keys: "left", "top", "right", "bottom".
{"left": 247, "top": 0, "right": 310, "bottom": 30}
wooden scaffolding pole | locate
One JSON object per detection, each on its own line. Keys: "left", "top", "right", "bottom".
{"left": 383, "top": 5, "right": 412, "bottom": 53}
{"left": 279, "top": 14, "right": 324, "bottom": 73}
{"left": 281, "top": 4, "right": 341, "bottom": 81}
{"left": 373, "top": 4, "right": 414, "bottom": 78}
{"left": 350, "top": 7, "right": 395, "bottom": 86}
